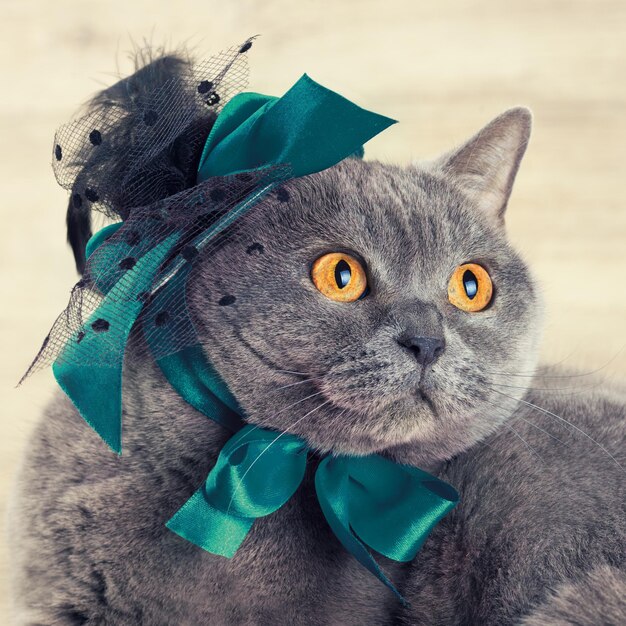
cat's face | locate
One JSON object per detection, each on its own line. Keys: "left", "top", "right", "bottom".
{"left": 188, "top": 108, "right": 542, "bottom": 463}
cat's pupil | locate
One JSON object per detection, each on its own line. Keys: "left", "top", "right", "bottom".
{"left": 335, "top": 260, "right": 352, "bottom": 289}
{"left": 462, "top": 269, "right": 478, "bottom": 299}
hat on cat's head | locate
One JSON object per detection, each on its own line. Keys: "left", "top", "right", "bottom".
{"left": 23, "top": 38, "right": 396, "bottom": 452}
{"left": 22, "top": 39, "right": 458, "bottom": 605}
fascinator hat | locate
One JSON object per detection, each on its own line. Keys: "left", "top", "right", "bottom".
{"left": 24, "top": 39, "right": 458, "bottom": 604}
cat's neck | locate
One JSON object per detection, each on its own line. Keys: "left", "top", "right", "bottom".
{"left": 121, "top": 348, "right": 232, "bottom": 463}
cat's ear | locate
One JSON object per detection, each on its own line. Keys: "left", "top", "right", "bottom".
{"left": 432, "top": 107, "right": 532, "bottom": 226}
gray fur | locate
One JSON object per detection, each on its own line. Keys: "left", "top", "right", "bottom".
{"left": 519, "top": 566, "right": 626, "bottom": 626}
{"left": 9, "top": 106, "right": 625, "bottom": 625}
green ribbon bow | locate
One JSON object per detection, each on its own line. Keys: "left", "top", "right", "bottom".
{"left": 197, "top": 73, "right": 391, "bottom": 180}
{"left": 51, "top": 73, "right": 459, "bottom": 604}
{"left": 166, "top": 424, "right": 458, "bottom": 603}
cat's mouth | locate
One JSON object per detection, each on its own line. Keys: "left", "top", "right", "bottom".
{"left": 305, "top": 363, "right": 441, "bottom": 416}
{"left": 243, "top": 355, "right": 448, "bottom": 455}
{"left": 417, "top": 387, "right": 438, "bottom": 416}
{"left": 290, "top": 374, "right": 443, "bottom": 449}
{"left": 415, "top": 363, "right": 438, "bottom": 411}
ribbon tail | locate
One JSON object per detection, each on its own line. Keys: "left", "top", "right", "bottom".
{"left": 53, "top": 353, "right": 124, "bottom": 454}
{"left": 52, "top": 234, "right": 180, "bottom": 454}
{"left": 166, "top": 486, "right": 253, "bottom": 558}
{"left": 315, "top": 457, "right": 409, "bottom": 606}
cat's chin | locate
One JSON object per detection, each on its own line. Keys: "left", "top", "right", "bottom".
{"left": 300, "top": 424, "right": 465, "bottom": 470}
{"left": 293, "top": 401, "right": 495, "bottom": 468}
{"left": 278, "top": 397, "right": 444, "bottom": 459}
{"left": 247, "top": 376, "right": 491, "bottom": 461}
{"left": 382, "top": 437, "right": 471, "bottom": 472}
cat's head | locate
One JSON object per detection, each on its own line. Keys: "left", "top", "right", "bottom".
{"left": 187, "top": 107, "right": 542, "bottom": 464}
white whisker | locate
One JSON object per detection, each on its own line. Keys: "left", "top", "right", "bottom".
{"left": 275, "top": 376, "right": 325, "bottom": 391}
{"left": 488, "top": 379, "right": 605, "bottom": 395}
{"left": 486, "top": 346, "right": 624, "bottom": 379}
{"left": 501, "top": 420, "right": 546, "bottom": 465}
{"left": 227, "top": 399, "right": 333, "bottom": 514}
{"left": 240, "top": 390, "right": 325, "bottom": 441}
{"left": 488, "top": 388, "right": 624, "bottom": 473}
{"left": 273, "top": 368, "right": 315, "bottom": 378}
{"left": 476, "top": 394, "right": 568, "bottom": 446}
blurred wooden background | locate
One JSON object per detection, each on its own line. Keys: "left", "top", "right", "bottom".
{"left": 1, "top": 0, "right": 625, "bottom": 620}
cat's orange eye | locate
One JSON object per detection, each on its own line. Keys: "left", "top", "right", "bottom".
{"left": 311, "top": 252, "right": 368, "bottom": 302}
{"left": 448, "top": 263, "right": 493, "bottom": 312}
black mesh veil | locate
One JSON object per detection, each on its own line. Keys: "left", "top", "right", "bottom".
{"left": 55, "top": 39, "right": 253, "bottom": 222}
{"left": 22, "top": 37, "right": 291, "bottom": 381}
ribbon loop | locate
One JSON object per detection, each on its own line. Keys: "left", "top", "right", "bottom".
{"left": 198, "top": 73, "right": 396, "bottom": 181}
{"left": 52, "top": 233, "right": 180, "bottom": 453}
{"left": 346, "top": 456, "right": 458, "bottom": 563}
{"left": 315, "top": 454, "right": 459, "bottom": 603}
{"left": 166, "top": 425, "right": 307, "bottom": 557}
{"left": 205, "top": 426, "right": 307, "bottom": 518}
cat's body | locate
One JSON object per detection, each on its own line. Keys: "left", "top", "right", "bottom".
{"left": 10, "top": 361, "right": 625, "bottom": 625}
{"left": 9, "top": 52, "right": 626, "bottom": 624}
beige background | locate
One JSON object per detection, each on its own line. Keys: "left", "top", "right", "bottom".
{"left": 1, "top": 0, "right": 625, "bottom": 620}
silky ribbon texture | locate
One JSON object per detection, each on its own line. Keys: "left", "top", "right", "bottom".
{"left": 197, "top": 73, "right": 395, "bottom": 180}
{"left": 165, "top": 424, "right": 459, "bottom": 604}
{"left": 166, "top": 425, "right": 308, "bottom": 556}
{"left": 53, "top": 233, "right": 180, "bottom": 453}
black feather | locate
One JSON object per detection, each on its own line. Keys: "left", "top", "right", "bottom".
{"left": 66, "top": 196, "right": 92, "bottom": 274}
{"left": 64, "top": 48, "right": 217, "bottom": 273}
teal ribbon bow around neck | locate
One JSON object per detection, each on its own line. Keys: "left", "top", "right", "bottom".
{"left": 166, "top": 424, "right": 458, "bottom": 604}
{"left": 51, "top": 73, "right": 460, "bottom": 604}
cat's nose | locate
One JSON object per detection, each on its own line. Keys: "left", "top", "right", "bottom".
{"left": 398, "top": 336, "right": 445, "bottom": 367}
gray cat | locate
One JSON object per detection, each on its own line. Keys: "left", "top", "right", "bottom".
{"left": 9, "top": 52, "right": 625, "bottom": 625}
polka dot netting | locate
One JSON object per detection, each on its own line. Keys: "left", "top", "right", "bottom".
{"left": 22, "top": 37, "right": 292, "bottom": 381}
